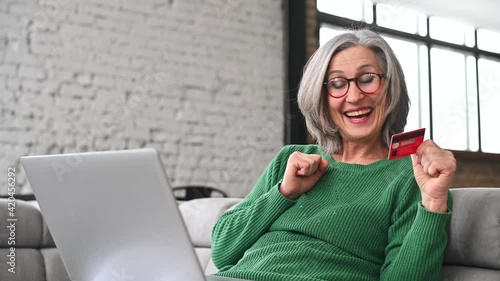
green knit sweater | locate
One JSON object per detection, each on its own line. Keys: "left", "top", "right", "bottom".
{"left": 211, "top": 145, "right": 452, "bottom": 281}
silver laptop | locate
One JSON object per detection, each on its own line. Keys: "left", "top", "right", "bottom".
{"left": 21, "top": 148, "right": 246, "bottom": 281}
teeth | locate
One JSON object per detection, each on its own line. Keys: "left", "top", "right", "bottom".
{"left": 345, "top": 108, "right": 372, "bottom": 117}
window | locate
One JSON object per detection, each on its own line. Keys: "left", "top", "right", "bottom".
{"left": 477, "top": 29, "right": 500, "bottom": 53}
{"left": 319, "top": 24, "right": 345, "bottom": 47}
{"left": 376, "top": 3, "right": 425, "bottom": 35}
{"left": 317, "top": 3, "right": 500, "bottom": 154}
{"left": 317, "top": 0, "right": 368, "bottom": 22}
{"left": 478, "top": 58, "right": 500, "bottom": 153}
{"left": 429, "top": 17, "right": 475, "bottom": 47}
{"left": 430, "top": 48, "right": 470, "bottom": 151}
{"left": 382, "top": 36, "right": 428, "bottom": 134}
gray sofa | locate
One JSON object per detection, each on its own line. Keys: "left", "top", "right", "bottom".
{"left": 0, "top": 188, "right": 499, "bottom": 281}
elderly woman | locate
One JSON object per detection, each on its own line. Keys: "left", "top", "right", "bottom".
{"left": 210, "top": 29, "right": 455, "bottom": 281}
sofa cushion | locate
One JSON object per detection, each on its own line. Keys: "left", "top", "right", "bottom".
{"left": 444, "top": 188, "right": 500, "bottom": 270}
{"left": 0, "top": 200, "right": 43, "bottom": 248}
{"left": 0, "top": 248, "right": 45, "bottom": 281}
{"left": 179, "top": 197, "right": 242, "bottom": 275}
{"left": 179, "top": 198, "right": 242, "bottom": 248}
{"left": 26, "top": 201, "right": 56, "bottom": 247}
{"left": 205, "top": 257, "right": 219, "bottom": 275}
{"left": 442, "top": 265, "right": 500, "bottom": 281}
{"left": 195, "top": 247, "right": 212, "bottom": 270}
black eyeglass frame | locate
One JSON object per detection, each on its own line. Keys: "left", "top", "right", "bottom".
{"left": 324, "top": 73, "right": 386, "bottom": 98}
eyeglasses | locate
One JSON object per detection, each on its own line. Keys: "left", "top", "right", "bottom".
{"left": 324, "top": 73, "right": 386, "bottom": 98}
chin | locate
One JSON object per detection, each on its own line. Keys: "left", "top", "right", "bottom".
{"left": 342, "top": 126, "right": 382, "bottom": 142}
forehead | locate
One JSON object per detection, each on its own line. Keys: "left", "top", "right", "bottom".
{"left": 328, "top": 46, "right": 379, "bottom": 72}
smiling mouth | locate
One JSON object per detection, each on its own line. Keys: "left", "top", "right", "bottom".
{"left": 344, "top": 108, "right": 373, "bottom": 120}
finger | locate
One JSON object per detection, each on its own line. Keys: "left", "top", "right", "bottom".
{"left": 305, "top": 159, "right": 329, "bottom": 183}
{"left": 293, "top": 158, "right": 315, "bottom": 176}
{"left": 422, "top": 155, "right": 441, "bottom": 177}
{"left": 417, "top": 154, "right": 429, "bottom": 174}
{"left": 411, "top": 154, "right": 425, "bottom": 177}
{"left": 426, "top": 161, "right": 440, "bottom": 177}
{"left": 287, "top": 152, "right": 305, "bottom": 175}
{"left": 428, "top": 158, "right": 456, "bottom": 178}
{"left": 316, "top": 159, "right": 329, "bottom": 176}
{"left": 296, "top": 154, "right": 320, "bottom": 176}
{"left": 411, "top": 154, "right": 421, "bottom": 166}
{"left": 320, "top": 159, "right": 329, "bottom": 171}
{"left": 416, "top": 139, "right": 438, "bottom": 158}
{"left": 416, "top": 141, "right": 456, "bottom": 176}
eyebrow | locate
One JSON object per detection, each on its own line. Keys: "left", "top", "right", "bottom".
{"left": 327, "top": 64, "right": 377, "bottom": 76}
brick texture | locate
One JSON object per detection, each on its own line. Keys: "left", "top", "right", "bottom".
{"left": 0, "top": 0, "right": 285, "bottom": 197}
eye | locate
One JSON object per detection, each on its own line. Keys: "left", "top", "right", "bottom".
{"left": 358, "top": 73, "right": 376, "bottom": 84}
{"left": 330, "top": 78, "right": 347, "bottom": 89}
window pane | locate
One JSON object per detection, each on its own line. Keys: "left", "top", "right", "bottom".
{"left": 478, "top": 58, "right": 500, "bottom": 153}
{"left": 429, "top": 17, "right": 474, "bottom": 46}
{"left": 376, "top": 3, "right": 419, "bottom": 34}
{"left": 465, "top": 27, "right": 476, "bottom": 48}
{"left": 319, "top": 24, "right": 345, "bottom": 47}
{"left": 317, "top": 0, "right": 363, "bottom": 21}
{"left": 430, "top": 48, "right": 468, "bottom": 150}
{"left": 419, "top": 45, "right": 431, "bottom": 139}
{"left": 363, "top": 1, "right": 374, "bottom": 24}
{"left": 383, "top": 36, "right": 421, "bottom": 132}
{"left": 417, "top": 14, "right": 427, "bottom": 37}
{"left": 477, "top": 29, "right": 500, "bottom": 54}
{"left": 466, "top": 56, "right": 479, "bottom": 151}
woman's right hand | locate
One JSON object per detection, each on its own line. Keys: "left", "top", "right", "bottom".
{"left": 279, "top": 152, "right": 329, "bottom": 200}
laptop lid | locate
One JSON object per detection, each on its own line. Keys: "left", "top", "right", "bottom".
{"left": 21, "top": 148, "right": 207, "bottom": 281}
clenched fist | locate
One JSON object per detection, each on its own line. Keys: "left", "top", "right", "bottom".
{"left": 279, "top": 152, "right": 329, "bottom": 200}
{"left": 411, "top": 140, "right": 456, "bottom": 213}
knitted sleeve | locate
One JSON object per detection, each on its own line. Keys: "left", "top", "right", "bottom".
{"left": 380, "top": 172, "right": 452, "bottom": 281}
{"left": 210, "top": 146, "right": 298, "bottom": 271}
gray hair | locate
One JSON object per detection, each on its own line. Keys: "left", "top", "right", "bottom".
{"left": 297, "top": 29, "right": 409, "bottom": 155}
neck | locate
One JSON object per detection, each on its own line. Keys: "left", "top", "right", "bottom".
{"left": 333, "top": 138, "right": 388, "bottom": 165}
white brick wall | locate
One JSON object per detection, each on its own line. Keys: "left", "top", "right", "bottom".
{"left": 0, "top": 0, "right": 285, "bottom": 197}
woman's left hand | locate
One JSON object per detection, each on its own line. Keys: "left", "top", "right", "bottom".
{"left": 411, "top": 139, "right": 456, "bottom": 212}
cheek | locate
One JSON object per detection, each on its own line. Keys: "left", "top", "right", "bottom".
{"left": 328, "top": 99, "right": 344, "bottom": 121}
{"left": 373, "top": 89, "right": 389, "bottom": 114}
{"left": 375, "top": 95, "right": 386, "bottom": 112}
{"left": 375, "top": 98, "right": 389, "bottom": 126}
{"left": 327, "top": 95, "right": 343, "bottom": 111}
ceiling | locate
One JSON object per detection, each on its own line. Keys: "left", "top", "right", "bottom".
{"left": 374, "top": 0, "right": 500, "bottom": 31}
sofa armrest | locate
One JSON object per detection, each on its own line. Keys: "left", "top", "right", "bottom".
{"left": 444, "top": 188, "right": 500, "bottom": 270}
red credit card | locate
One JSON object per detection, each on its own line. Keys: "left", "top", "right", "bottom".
{"left": 388, "top": 128, "right": 426, "bottom": 160}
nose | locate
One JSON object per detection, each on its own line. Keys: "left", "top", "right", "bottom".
{"left": 345, "top": 81, "right": 365, "bottom": 103}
